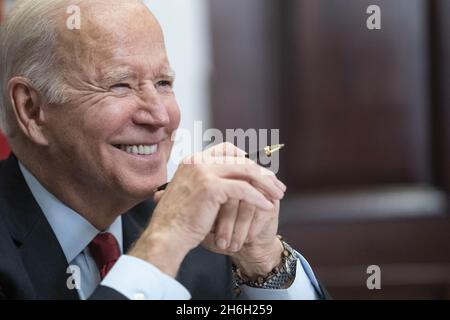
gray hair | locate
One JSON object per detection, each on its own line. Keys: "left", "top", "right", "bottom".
{"left": 0, "top": 0, "right": 71, "bottom": 136}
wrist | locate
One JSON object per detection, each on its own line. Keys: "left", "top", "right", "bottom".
{"left": 232, "top": 237, "right": 284, "bottom": 280}
{"left": 232, "top": 237, "right": 298, "bottom": 293}
{"left": 128, "top": 229, "right": 190, "bottom": 278}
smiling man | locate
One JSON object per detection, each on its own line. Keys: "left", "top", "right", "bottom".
{"left": 0, "top": 0, "right": 326, "bottom": 300}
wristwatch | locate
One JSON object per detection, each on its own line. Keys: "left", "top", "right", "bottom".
{"left": 232, "top": 236, "right": 299, "bottom": 296}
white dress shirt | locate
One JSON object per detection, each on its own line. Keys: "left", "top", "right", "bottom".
{"left": 19, "top": 162, "right": 322, "bottom": 300}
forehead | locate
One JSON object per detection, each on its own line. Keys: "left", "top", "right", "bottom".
{"left": 96, "top": 41, "right": 170, "bottom": 73}
{"left": 57, "top": 1, "right": 168, "bottom": 77}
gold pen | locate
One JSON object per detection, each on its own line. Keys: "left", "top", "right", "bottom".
{"left": 250, "top": 144, "right": 285, "bottom": 159}
{"left": 154, "top": 144, "right": 285, "bottom": 192}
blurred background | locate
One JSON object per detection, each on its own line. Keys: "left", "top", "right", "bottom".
{"left": 1, "top": 0, "right": 450, "bottom": 299}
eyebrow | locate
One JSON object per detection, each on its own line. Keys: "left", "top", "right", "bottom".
{"left": 100, "top": 68, "right": 137, "bottom": 85}
{"left": 100, "top": 67, "right": 176, "bottom": 85}
{"left": 156, "top": 67, "right": 176, "bottom": 81}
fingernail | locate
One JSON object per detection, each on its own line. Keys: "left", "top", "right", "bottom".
{"left": 229, "top": 242, "right": 239, "bottom": 252}
{"left": 275, "top": 179, "right": 287, "bottom": 192}
{"left": 272, "top": 187, "right": 284, "bottom": 200}
{"left": 216, "top": 238, "right": 227, "bottom": 250}
{"left": 265, "top": 200, "right": 274, "bottom": 210}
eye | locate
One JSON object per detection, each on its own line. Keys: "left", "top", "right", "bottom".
{"left": 110, "top": 83, "right": 132, "bottom": 90}
{"left": 112, "top": 83, "right": 131, "bottom": 88}
{"left": 156, "top": 80, "right": 173, "bottom": 88}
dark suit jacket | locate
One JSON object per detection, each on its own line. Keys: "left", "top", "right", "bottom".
{"left": 0, "top": 155, "right": 234, "bottom": 300}
{"left": 0, "top": 155, "right": 329, "bottom": 300}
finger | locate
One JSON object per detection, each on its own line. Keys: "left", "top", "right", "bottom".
{"left": 247, "top": 200, "right": 280, "bottom": 241}
{"left": 186, "top": 144, "right": 247, "bottom": 166}
{"left": 204, "top": 142, "right": 247, "bottom": 158}
{"left": 214, "top": 200, "right": 239, "bottom": 250}
{"left": 201, "top": 233, "right": 228, "bottom": 255}
{"left": 214, "top": 159, "right": 285, "bottom": 200}
{"left": 229, "top": 201, "right": 256, "bottom": 252}
{"left": 210, "top": 219, "right": 218, "bottom": 234}
{"left": 221, "top": 179, "right": 274, "bottom": 210}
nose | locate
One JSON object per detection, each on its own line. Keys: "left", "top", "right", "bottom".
{"left": 133, "top": 86, "right": 170, "bottom": 128}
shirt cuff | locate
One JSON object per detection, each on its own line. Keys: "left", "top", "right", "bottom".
{"left": 238, "top": 256, "right": 321, "bottom": 300}
{"left": 101, "top": 255, "right": 191, "bottom": 300}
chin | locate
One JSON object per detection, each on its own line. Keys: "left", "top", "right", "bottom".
{"left": 122, "top": 171, "right": 167, "bottom": 201}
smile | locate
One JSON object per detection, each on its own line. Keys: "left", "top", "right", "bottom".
{"left": 113, "top": 144, "right": 158, "bottom": 156}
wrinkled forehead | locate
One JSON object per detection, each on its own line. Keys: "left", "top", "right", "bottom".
{"left": 56, "top": 1, "right": 168, "bottom": 80}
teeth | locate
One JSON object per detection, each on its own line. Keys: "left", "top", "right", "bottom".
{"left": 117, "top": 144, "right": 158, "bottom": 156}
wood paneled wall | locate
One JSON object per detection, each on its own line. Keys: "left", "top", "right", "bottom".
{"left": 210, "top": 0, "right": 450, "bottom": 299}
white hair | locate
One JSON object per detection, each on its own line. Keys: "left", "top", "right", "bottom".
{"left": 0, "top": 0, "right": 149, "bottom": 136}
{"left": 0, "top": 0, "right": 74, "bottom": 136}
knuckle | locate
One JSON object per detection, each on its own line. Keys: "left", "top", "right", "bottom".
{"left": 227, "top": 199, "right": 240, "bottom": 210}
{"left": 181, "top": 154, "right": 195, "bottom": 165}
{"left": 200, "top": 177, "right": 225, "bottom": 203}
{"left": 224, "top": 142, "right": 235, "bottom": 149}
{"left": 234, "top": 181, "right": 247, "bottom": 196}
{"left": 246, "top": 229, "right": 257, "bottom": 240}
{"left": 198, "top": 174, "right": 214, "bottom": 193}
{"left": 243, "top": 164, "right": 252, "bottom": 176}
{"left": 249, "top": 161, "right": 260, "bottom": 174}
{"left": 191, "top": 161, "right": 211, "bottom": 178}
{"left": 240, "top": 185, "right": 254, "bottom": 202}
{"left": 214, "top": 191, "right": 227, "bottom": 204}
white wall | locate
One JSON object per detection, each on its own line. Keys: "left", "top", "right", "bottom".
{"left": 144, "top": 0, "right": 212, "bottom": 178}
{"left": 5, "top": 0, "right": 15, "bottom": 13}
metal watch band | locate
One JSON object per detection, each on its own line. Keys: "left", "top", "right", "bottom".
{"left": 232, "top": 237, "right": 299, "bottom": 296}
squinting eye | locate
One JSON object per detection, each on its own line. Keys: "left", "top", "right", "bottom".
{"left": 110, "top": 83, "right": 132, "bottom": 90}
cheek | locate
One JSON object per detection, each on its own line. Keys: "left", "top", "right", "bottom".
{"left": 44, "top": 107, "right": 86, "bottom": 148}
{"left": 82, "top": 100, "right": 131, "bottom": 139}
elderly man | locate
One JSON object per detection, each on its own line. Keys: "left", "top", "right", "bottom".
{"left": 0, "top": 0, "right": 326, "bottom": 300}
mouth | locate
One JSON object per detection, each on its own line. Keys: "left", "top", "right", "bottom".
{"left": 112, "top": 144, "right": 159, "bottom": 156}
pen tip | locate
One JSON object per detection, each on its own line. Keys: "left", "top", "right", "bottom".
{"left": 272, "top": 144, "right": 285, "bottom": 150}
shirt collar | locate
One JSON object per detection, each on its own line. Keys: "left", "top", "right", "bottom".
{"left": 19, "top": 162, "right": 123, "bottom": 263}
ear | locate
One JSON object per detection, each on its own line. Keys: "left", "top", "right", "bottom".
{"left": 8, "top": 77, "right": 49, "bottom": 146}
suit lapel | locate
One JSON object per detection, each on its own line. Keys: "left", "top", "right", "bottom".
{"left": 122, "top": 201, "right": 155, "bottom": 253}
{"left": 122, "top": 211, "right": 144, "bottom": 253}
{"left": 0, "top": 155, "right": 231, "bottom": 300}
{"left": 18, "top": 217, "right": 79, "bottom": 300}
{"left": 0, "top": 155, "right": 78, "bottom": 300}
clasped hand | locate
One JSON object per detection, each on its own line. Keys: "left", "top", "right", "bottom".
{"left": 130, "top": 143, "right": 286, "bottom": 279}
